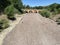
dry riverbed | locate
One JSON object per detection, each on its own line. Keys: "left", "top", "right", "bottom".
{"left": 2, "top": 13, "right": 60, "bottom": 45}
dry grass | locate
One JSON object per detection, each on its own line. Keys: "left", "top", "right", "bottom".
{"left": 0, "top": 14, "right": 7, "bottom": 20}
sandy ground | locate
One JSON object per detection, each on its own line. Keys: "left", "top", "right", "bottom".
{"left": 51, "top": 14, "right": 60, "bottom": 21}
{"left": 2, "top": 13, "right": 60, "bottom": 45}
{"left": 0, "top": 14, "right": 24, "bottom": 45}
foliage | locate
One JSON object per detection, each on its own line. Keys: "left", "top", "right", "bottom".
{"left": 47, "top": 3, "right": 60, "bottom": 16}
{"left": 32, "top": 6, "right": 44, "bottom": 9}
{"left": 14, "top": 5, "right": 23, "bottom": 14}
{"left": 0, "top": 19, "right": 9, "bottom": 29}
{"left": 40, "top": 10, "right": 51, "bottom": 18}
{"left": 9, "top": 0, "right": 23, "bottom": 8}
{"left": 4, "top": 5, "right": 16, "bottom": 20}
{"left": 45, "top": 3, "right": 60, "bottom": 12}
{"left": 57, "top": 8, "right": 60, "bottom": 14}
{"left": 13, "top": 0, "right": 24, "bottom": 13}
{"left": 0, "top": 0, "right": 23, "bottom": 14}
{"left": 0, "top": 0, "right": 10, "bottom": 13}
{"left": 25, "top": 5, "right": 31, "bottom": 9}
{"left": 52, "top": 9, "right": 58, "bottom": 15}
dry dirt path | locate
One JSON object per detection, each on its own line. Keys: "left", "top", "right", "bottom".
{"left": 2, "top": 13, "right": 60, "bottom": 45}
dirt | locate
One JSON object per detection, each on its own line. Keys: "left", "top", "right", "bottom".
{"left": 2, "top": 13, "right": 60, "bottom": 45}
{"left": 0, "top": 14, "right": 24, "bottom": 45}
{"left": 51, "top": 14, "right": 60, "bottom": 21}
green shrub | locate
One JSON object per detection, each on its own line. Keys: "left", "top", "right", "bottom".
{"left": 57, "top": 8, "right": 60, "bottom": 14}
{"left": 52, "top": 9, "right": 58, "bottom": 15}
{"left": 40, "top": 10, "right": 51, "bottom": 18}
{"left": 4, "top": 5, "right": 16, "bottom": 20}
{"left": 0, "top": 19, "right": 9, "bottom": 30}
{"left": 52, "top": 11, "right": 58, "bottom": 15}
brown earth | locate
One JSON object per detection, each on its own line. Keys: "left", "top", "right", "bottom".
{"left": 2, "top": 13, "right": 60, "bottom": 45}
{"left": 52, "top": 14, "right": 60, "bottom": 21}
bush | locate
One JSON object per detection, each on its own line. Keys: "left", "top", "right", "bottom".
{"left": 4, "top": 5, "right": 16, "bottom": 20}
{"left": 52, "top": 9, "right": 58, "bottom": 15}
{"left": 57, "top": 8, "right": 60, "bottom": 14}
{"left": 0, "top": 19, "right": 9, "bottom": 29}
{"left": 40, "top": 10, "right": 51, "bottom": 18}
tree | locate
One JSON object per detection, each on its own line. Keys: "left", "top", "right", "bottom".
{"left": 0, "top": 0, "right": 23, "bottom": 14}
{"left": 25, "top": 5, "right": 30, "bottom": 9}
{"left": 13, "top": 0, "right": 23, "bottom": 13}
{"left": 9, "top": 0, "right": 23, "bottom": 8}
{"left": 0, "top": 0, "right": 10, "bottom": 13}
